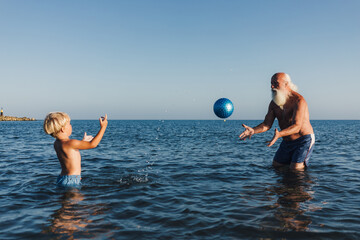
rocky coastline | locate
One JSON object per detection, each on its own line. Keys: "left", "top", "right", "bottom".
{"left": 0, "top": 116, "right": 36, "bottom": 121}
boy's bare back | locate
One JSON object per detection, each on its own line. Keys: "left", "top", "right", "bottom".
{"left": 54, "top": 138, "right": 82, "bottom": 175}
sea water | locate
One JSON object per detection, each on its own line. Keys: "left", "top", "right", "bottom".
{"left": 0, "top": 120, "right": 359, "bottom": 239}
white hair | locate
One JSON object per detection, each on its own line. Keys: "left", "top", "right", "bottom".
{"left": 283, "top": 73, "right": 298, "bottom": 92}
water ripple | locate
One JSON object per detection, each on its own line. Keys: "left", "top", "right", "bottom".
{"left": 1, "top": 120, "right": 360, "bottom": 239}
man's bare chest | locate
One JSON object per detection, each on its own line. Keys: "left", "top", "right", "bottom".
{"left": 274, "top": 107, "right": 295, "bottom": 125}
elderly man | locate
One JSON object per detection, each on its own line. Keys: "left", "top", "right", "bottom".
{"left": 239, "top": 73, "right": 315, "bottom": 170}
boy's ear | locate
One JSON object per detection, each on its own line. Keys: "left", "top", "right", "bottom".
{"left": 60, "top": 126, "right": 66, "bottom": 133}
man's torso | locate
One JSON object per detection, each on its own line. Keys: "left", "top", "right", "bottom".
{"left": 272, "top": 93, "right": 314, "bottom": 141}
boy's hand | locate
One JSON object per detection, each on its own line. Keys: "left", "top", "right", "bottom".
{"left": 100, "top": 114, "right": 108, "bottom": 128}
{"left": 83, "top": 132, "right": 94, "bottom": 142}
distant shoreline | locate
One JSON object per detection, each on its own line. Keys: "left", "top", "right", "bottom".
{"left": 0, "top": 116, "right": 36, "bottom": 121}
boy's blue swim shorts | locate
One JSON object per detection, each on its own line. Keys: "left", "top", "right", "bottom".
{"left": 273, "top": 134, "right": 315, "bottom": 167}
{"left": 56, "top": 175, "right": 81, "bottom": 187}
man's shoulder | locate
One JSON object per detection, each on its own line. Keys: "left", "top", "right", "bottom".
{"left": 290, "top": 92, "right": 309, "bottom": 111}
{"left": 293, "top": 89, "right": 305, "bottom": 97}
{"left": 292, "top": 92, "right": 306, "bottom": 102}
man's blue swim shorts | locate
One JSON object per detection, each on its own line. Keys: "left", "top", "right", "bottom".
{"left": 273, "top": 134, "right": 315, "bottom": 167}
{"left": 56, "top": 175, "right": 81, "bottom": 187}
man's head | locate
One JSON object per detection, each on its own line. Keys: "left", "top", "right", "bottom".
{"left": 43, "top": 112, "right": 71, "bottom": 138}
{"left": 271, "top": 72, "right": 298, "bottom": 109}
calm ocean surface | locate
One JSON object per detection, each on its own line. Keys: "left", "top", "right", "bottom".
{"left": 1, "top": 120, "right": 360, "bottom": 239}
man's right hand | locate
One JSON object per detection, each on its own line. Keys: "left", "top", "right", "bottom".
{"left": 239, "top": 124, "right": 255, "bottom": 140}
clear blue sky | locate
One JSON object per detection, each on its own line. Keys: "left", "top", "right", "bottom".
{"left": 1, "top": 0, "right": 359, "bottom": 120}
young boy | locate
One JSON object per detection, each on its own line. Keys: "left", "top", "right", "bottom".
{"left": 43, "top": 112, "right": 108, "bottom": 187}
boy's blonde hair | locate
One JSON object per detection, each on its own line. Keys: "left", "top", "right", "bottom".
{"left": 43, "top": 112, "right": 70, "bottom": 138}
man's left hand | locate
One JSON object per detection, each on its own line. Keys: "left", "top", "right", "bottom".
{"left": 267, "top": 128, "right": 281, "bottom": 147}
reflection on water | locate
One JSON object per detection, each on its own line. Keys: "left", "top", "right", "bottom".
{"left": 266, "top": 169, "right": 320, "bottom": 231}
{"left": 41, "top": 189, "right": 109, "bottom": 238}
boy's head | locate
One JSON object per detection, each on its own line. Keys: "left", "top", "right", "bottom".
{"left": 44, "top": 112, "right": 71, "bottom": 138}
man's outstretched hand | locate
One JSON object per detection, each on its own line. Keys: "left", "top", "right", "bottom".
{"left": 239, "top": 124, "right": 255, "bottom": 140}
{"left": 266, "top": 128, "right": 281, "bottom": 147}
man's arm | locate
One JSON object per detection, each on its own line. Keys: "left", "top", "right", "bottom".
{"left": 240, "top": 102, "right": 275, "bottom": 140}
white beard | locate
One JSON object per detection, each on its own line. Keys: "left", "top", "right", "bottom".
{"left": 272, "top": 89, "right": 288, "bottom": 109}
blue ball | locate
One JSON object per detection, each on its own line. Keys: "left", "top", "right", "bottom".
{"left": 213, "top": 98, "right": 234, "bottom": 119}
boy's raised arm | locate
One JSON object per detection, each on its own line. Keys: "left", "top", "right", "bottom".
{"left": 69, "top": 114, "right": 108, "bottom": 150}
